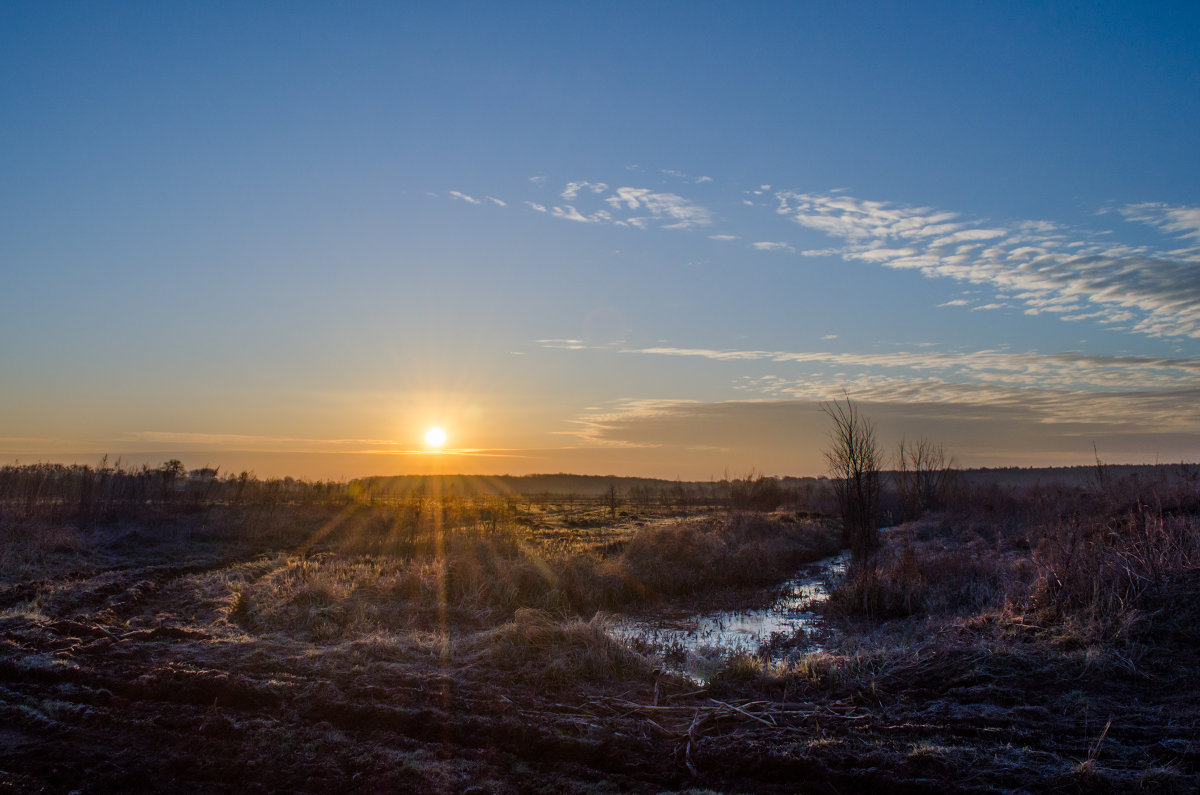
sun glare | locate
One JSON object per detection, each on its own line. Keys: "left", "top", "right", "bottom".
{"left": 425, "top": 427, "right": 447, "bottom": 448}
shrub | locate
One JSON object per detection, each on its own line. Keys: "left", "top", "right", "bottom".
{"left": 1030, "top": 511, "right": 1200, "bottom": 631}
{"left": 463, "top": 608, "right": 648, "bottom": 685}
{"left": 825, "top": 535, "right": 1010, "bottom": 620}
{"left": 616, "top": 513, "right": 841, "bottom": 598}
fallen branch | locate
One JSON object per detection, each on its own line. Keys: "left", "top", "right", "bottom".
{"left": 709, "top": 698, "right": 775, "bottom": 727}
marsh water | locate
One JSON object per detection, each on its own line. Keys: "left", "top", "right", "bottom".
{"left": 609, "top": 549, "right": 849, "bottom": 682}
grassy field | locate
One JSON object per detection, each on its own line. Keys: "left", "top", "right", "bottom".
{"left": 2, "top": 464, "right": 1199, "bottom": 792}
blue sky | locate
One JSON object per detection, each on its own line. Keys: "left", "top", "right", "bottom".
{"left": 2, "top": 1, "right": 1199, "bottom": 478}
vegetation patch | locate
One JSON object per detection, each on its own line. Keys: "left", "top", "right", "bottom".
{"left": 2, "top": 462, "right": 1199, "bottom": 792}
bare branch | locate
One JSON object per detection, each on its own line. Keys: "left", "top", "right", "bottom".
{"left": 822, "top": 397, "right": 882, "bottom": 566}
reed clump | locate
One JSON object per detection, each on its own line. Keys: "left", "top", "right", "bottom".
{"left": 825, "top": 532, "right": 1014, "bottom": 620}
{"left": 616, "top": 512, "right": 841, "bottom": 598}
{"left": 463, "top": 608, "right": 649, "bottom": 686}
{"left": 1029, "top": 510, "right": 1200, "bottom": 635}
{"left": 222, "top": 507, "right": 841, "bottom": 640}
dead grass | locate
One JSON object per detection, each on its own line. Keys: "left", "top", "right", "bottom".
{"left": 1029, "top": 511, "right": 1200, "bottom": 634}
{"left": 463, "top": 608, "right": 649, "bottom": 686}
{"left": 3, "top": 472, "right": 1200, "bottom": 793}
{"left": 215, "top": 509, "right": 840, "bottom": 644}
{"left": 0, "top": 522, "right": 88, "bottom": 581}
{"left": 824, "top": 521, "right": 1020, "bottom": 620}
{"left": 617, "top": 512, "right": 841, "bottom": 598}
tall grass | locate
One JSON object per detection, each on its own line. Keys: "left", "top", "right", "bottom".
{"left": 825, "top": 463, "right": 1200, "bottom": 637}
{"left": 1030, "top": 510, "right": 1200, "bottom": 631}
{"left": 463, "top": 608, "right": 648, "bottom": 686}
{"left": 825, "top": 532, "right": 1016, "bottom": 620}
{"left": 618, "top": 512, "right": 841, "bottom": 597}
{"left": 0, "top": 521, "right": 87, "bottom": 580}
{"left": 220, "top": 508, "right": 841, "bottom": 640}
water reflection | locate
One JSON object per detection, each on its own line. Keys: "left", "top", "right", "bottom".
{"left": 608, "top": 550, "right": 848, "bottom": 682}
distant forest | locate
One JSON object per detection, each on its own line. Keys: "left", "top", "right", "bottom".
{"left": 3, "top": 459, "right": 1196, "bottom": 524}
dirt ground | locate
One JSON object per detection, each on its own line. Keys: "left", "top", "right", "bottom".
{"left": 2, "top": 508, "right": 1198, "bottom": 793}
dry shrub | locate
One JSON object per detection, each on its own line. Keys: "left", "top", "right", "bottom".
{"left": 230, "top": 548, "right": 555, "bottom": 639}
{"left": 463, "top": 608, "right": 648, "bottom": 685}
{"left": 825, "top": 567, "right": 915, "bottom": 620}
{"left": 728, "top": 475, "right": 787, "bottom": 511}
{"left": 618, "top": 521, "right": 725, "bottom": 595}
{"left": 709, "top": 648, "right": 863, "bottom": 699}
{"left": 1030, "top": 511, "right": 1200, "bottom": 632}
{"left": 0, "top": 522, "right": 87, "bottom": 582}
{"left": 231, "top": 556, "right": 398, "bottom": 639}
{"left": 226, "top": 535, "right": 635, "bottom": 639}
{"left": 309, "top": 501, "right": 526, "bottom": 560}
{"left": 227, "top": 511, "right": 844, "bottom": 641}
{"left": 616, "top": 513, "right": 841, "bottom": 598}
{"left": 827, "top": 537, "right": 1011, "bottom": 620}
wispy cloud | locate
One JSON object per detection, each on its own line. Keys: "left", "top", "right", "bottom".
{"left": 554, "top": 344, "right": 1200, "bottom": 457}
{"left": 561, "top": 389, "right": 1200, "bottom": 464}
{"left": 550, "top": 205, "right": 612, "bottom": 223}
{"left": 558, "top": 398, "right": 681, "bottom": 448}
{"left": 520, "top": 182, "right": 714, "bottom": 230}
{"left": 618, "top": 344, "right": 1200, "bottom": 394}
{"left": 461, "top": 174, "right": 1200, "bottom": 338}
{"left": 537, "top": 338, "right": 588, "bottom": 350}
{"left": 449, "top": 191, "right": 506, "bottom": 208}
{"left": 1120, "top": 203, "right": 1200, "bottom": 241}
{"left": 604, "top": 187, "right": 713, "bottom": 229}
{"left": 561, "top": 181, "right": 608, "bottom": 200}
{"left": 775, "top": 191, "right": 1200, "bottom": 338}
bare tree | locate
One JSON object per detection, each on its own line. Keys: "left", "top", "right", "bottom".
{"left": 823, "top": 397, "right": 882, "bottom": 566}
{"left": 895, "top": 438, "right": 954, "bottom": 520}
{"left": 604, "top": 482, "right": 620, "bottom": 519}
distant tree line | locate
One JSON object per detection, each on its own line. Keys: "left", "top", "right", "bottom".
{"left": 1, "top": 460, "right": 849, "bottom": 525}
{"left": 0, "top": 459, "right": 349, "bottom": 523}
{"left": 350, "top": 472, "right": 839, "bottom": 515}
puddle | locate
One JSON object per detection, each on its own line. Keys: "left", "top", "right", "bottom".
{"left": 608, "top": 550, "right": 849, "bottom": 683}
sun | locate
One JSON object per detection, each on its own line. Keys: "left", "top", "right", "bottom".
{"left": 424, "top": 427, "right": 447, "bottom": 448}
